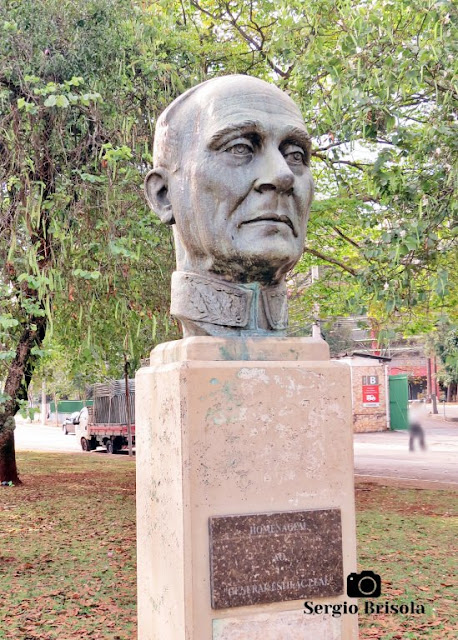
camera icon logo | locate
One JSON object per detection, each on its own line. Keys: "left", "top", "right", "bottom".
{"left": 347, "top": 571, "right": 381, "bottom": 598}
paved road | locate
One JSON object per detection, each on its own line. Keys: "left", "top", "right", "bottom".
{"left": 354, "top": 422, "right": 458, "bottom": 488}
{"left": 14, "top": 419, "right": 134, "bottom": 455}
{"left": 14, "top": 412, "right": 458, "bottom": 487}
{"left": 14, "top": 420, "right": 83, "bottom": 453}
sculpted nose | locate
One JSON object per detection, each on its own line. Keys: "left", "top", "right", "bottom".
{"left": 254, "top": 150, "right": 295, "bottom": 194}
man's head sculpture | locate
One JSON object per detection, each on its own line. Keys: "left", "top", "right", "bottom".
{"left": 145, "top": 75, "right": 314, "bottom": 337}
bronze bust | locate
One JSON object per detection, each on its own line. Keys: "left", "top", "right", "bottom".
{"left": 145, "top": 75, "right": 314, "bottom": 337}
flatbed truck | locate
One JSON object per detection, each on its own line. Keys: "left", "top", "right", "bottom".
{"left": 75, "top": 379, "right": 135, "bottom": 454}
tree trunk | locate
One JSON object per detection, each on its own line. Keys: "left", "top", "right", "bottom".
{"left": 431, "top": 358, "right": 439, "bottom": 414}
{"left": 41, "top": 381, "right": 47, "bottom": 426}
{"left": 426, "top": 357, "right": 432, "bottom": 402}
{"left": 53, "top": 392, "right": 59, "bottom": 428}
{"left": 0, "top": 314, "right": 47, "bottom": 484}
{"left": 0, "top": 427, "right": 21, "bottom": 485}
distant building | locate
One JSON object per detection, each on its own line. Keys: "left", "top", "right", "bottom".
{"left": 337, "top": 353, "right": 391, "bottom": 433}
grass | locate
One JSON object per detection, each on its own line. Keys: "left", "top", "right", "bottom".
{"left": 0, "top": 452, "right": 136, "bottom": 640}
{"left": 1, "top": 453, "right": 457, "bottom": 639}
{"left": 356, "top": 485, "right": 457, "bottom": 639}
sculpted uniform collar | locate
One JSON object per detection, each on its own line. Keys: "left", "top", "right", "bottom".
{"left": 170, "top": 271, "right": 288, "bottom": 335}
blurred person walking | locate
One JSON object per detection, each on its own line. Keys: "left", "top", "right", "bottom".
{"left": 409, "top": 401, "right": 427, "bottom": 452}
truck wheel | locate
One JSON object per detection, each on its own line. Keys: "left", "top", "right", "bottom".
{"left": 114, "top": 436, "right": 124, "bottom": 452}
{"left": 81, "top": 437, "right": 91, "bottom": 452}
{"left": 106, "top": 440, "right": 114, "bottom": 455}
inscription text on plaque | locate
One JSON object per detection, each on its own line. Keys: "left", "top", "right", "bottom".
{"left": 209, "top": 509, "right": 343, "bottom": 609}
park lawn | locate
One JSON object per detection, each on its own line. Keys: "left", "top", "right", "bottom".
{"left": 356, "top": 485, "right": 457, "bottom": 640}
{"left": 0, "top": 453, "right": 456, "bottom": 640}
{"left": 0, "top": 452, "right": 136, "bottom": 640}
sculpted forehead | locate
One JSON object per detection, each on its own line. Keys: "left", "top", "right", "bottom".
{"left": 193, "top": 76, "right": 305, "bottom": 133}
{"left": 153, "top": 75, "right": 308, "bottom": 167}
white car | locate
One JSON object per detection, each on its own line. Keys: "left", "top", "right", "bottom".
{"left": 62, "top": 410, "right": 82, "bottom": 435}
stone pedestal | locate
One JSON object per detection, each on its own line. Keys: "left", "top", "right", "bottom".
{"left": 136, "top": 337, "right": 358, "bottom": 639}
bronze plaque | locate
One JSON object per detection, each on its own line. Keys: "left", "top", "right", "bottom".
{"left": 209, "top": 509, "right": 343, "bottom": 609}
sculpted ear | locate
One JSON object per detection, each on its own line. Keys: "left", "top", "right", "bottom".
{"left": 144, "top": 168, "right": 175, "bottom": 225}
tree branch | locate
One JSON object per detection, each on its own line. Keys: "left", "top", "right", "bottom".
{"left": 332, "top": 226, "right": 361, "bottom": 249}
{"left": 315, "top": 140, "right": 350, "bottom": 152}
{"left": 424, "top": 75, "right": 458, "bottom": 102}
{"left": 303, "top": 247, "right": 358, "bottom": 276}
{"left": 313, "top": 152, "right": 371, "bottom": 170}
{"left": 190, "top": 0, "right": 294, "bottom": 79}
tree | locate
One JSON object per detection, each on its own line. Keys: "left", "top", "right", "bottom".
{"left": 0, "top": 0, "right": 200, "bottom": 482}
{"left": 426, "top": 317, "right": 458, "bottom": 401}
{"left": 293, "top": 0, "right": 457, "bottom": 332}
{"left": 187, "top": 0, "right": 457, "bottom": 333}
{"left": 2, "top": 0, "right": 457, "bottom": 482}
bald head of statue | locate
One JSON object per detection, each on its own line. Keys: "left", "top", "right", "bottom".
{"left": 145, "top": 75, "right": 314, "bottom": 336}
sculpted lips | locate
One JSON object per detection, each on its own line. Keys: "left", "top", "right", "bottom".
{"left": 240, "top": 213, "right": 297, "bottom": 237}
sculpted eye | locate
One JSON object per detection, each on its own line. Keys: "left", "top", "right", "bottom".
{"left": 283, "top": 144, "right": 306, "bottom": 165}
{"left": 226, "top": 142, "right": 253, "bottom": 156}
{"left": 287, "top": 151, "right": 304, "bottom": 164}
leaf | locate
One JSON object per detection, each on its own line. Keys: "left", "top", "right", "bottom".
{"left": 0, "top": 351, "right": 16, "bottom": 360}
{"left": 0, "top": 317, "right": 19, "bottom": 329}
{"left": 403, "top": 237, "right": 418, "bottom": 251}
{"left": 30, "top": 347, "right": 47, "bottom": 356}
{"left": 55, "top": 94, "right": 69, "bottom": 108}
{"left": 43, "top": 94, "right": 57, "bottom": 107}
{"left": 72, "top": 269, "right": 101, "bottom": 280}
{"left": 67, "top": 76, "right": 84, "bottom": 86}
{"left": 109, "top": 242, "right": 137, "bottom": 259}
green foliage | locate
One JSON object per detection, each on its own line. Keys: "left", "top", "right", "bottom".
{"left": 18, "top": 404, "right": 40, "bottom": 421}
{"left": 425, "top": 317, "right": 458, "bottom": 384}
{"left": 321, "top": 321, "right": 357, "bottom": 357}
{"left": 0, "top": 0, "right": 191, "bottom": 408}
{"left": 1, "top": 0, "right": 457, "bottom": 413}
{"left": 175, "top": 0, "right": 457, "bottom": 335}
{"left": 286, "top": 0, "right": 457, "bottom": 329}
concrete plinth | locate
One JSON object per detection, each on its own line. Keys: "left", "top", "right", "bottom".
{"left": 136, "top": 337, "right": 358, "bottom": 639}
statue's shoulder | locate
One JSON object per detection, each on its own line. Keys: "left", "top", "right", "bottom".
{"left": 171, "top": 272, "right": 252, "bottom": 327}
